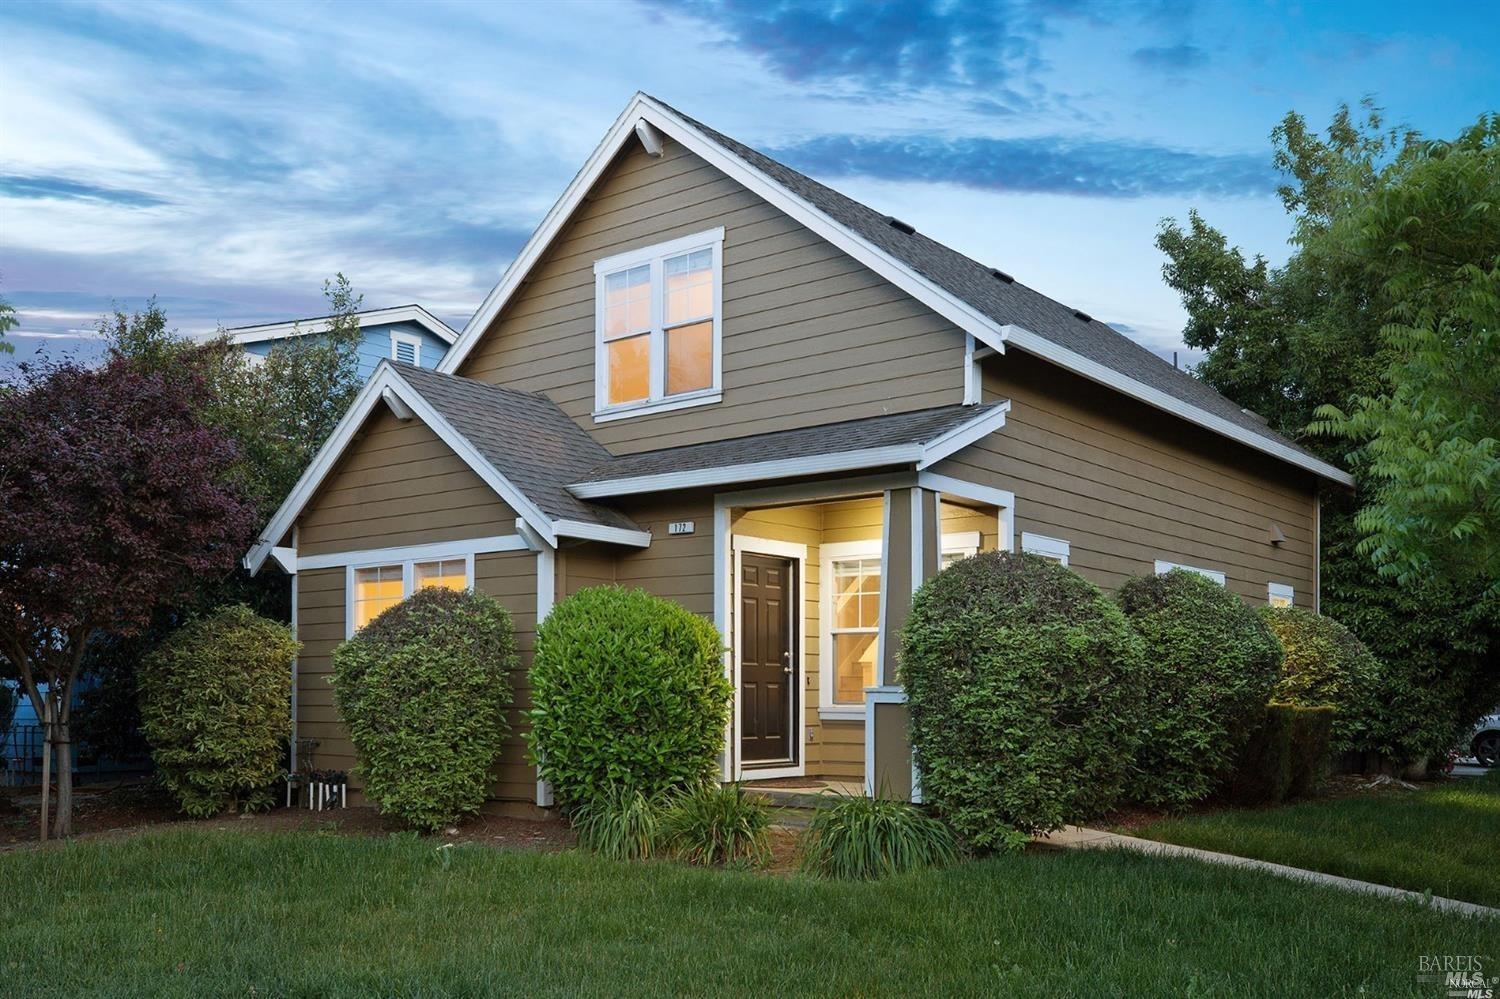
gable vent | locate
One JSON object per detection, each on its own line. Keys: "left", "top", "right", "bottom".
{"left": 1072, "top": 310, "right": 1093, "bottom": 323}
{"left": 989, "top": 268, "right": 1015, "bottom": 283}
{"left": 886, "top": 216, "right": 916, "bottom": 235}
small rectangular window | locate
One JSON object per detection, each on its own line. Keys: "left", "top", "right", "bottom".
{"left": 353, "top": 565, "right": 403, "bottom": 630}
{"left": 415, "top": 558, "right": 468, "bottom": 593}
{"left": 391, "top": 332, "right": 422, "bottom": 367}
{"left": 1021, "top": 532, "right": 1070, "bottom": 565}
{"left": 829, "top": 557, "right": 881, "bottom": 706}
{"left": 1154, "top": 560, "right": 1227, "bottom": 585}
{"left": 594, "top": 229, "right": 723, "bottom": 419}
{"left": 1268, "top": 582, "right": 1294, "bottom": 607}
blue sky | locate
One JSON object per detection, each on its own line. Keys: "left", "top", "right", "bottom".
{"left": 2, "top": 0, "right": 1495, "bottom": 368}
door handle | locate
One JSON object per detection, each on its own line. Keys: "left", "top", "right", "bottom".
{"left": 782, "top": 650, "right": 792, "bottom": 673}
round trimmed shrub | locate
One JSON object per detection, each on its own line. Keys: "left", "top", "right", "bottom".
{"left": 138, "top": 605, "right": 296, "bottom": 817}
{"left": 527, "top": 586, "right": 729, "bottom": 808}
{"left": 332, "top": 586, "right": 516, "bottom": 831}
{"left": 1117, "top": 569, "right": 1282, "bottom": 808}
{"left": 1261, "top": 606, "right": 1381, "bottom": 751}
{"left": 902, "top": 551, "right": 1147, "bottom": 850}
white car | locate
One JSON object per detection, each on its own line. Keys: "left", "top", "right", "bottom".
{"left": 1469, "top": 710, "right": 1500, "bottom": 768}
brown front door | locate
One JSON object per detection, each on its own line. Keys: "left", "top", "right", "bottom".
{"left": 739, "top": 552, "right": 796, "bottom": 766}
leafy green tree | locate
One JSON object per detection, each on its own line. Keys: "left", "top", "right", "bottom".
{"left": 1156, "top": 102, "right": 1500, "bottom": 764}
{"left": 0, "top": 292, "right": 16, "bottom": 354}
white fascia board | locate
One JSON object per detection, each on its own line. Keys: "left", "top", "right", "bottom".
{"left": 915, "top": 401, "right": 1011, "bottom": 470}
{"left": 244, "top": 362, "right": 557, "bottom": 574}
{"left": 567, "top": 444, "right": 925, "bottom": 499}
{"left": 552, "top": 520, "right": 652, "bottom": 547}
{"left": 999, "top": 325, "right": 1355, "bottom": 487}
{"left": 226, "top": 305, "right": 458, "bottom": 346}
{"left": 296, "top": 535, "right": 528, "bottom": 571}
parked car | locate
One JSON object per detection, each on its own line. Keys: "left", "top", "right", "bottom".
{"left": 1468, "top": 710, "right": 1500, "bottom": 768}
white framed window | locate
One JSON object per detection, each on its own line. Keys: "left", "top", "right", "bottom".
{"left": 346, "top": 553, "right": 473, "bottom": 636}
{"left": 593, "top": 227, "right": 723, "bottom": 422}
{"left": 1021, "top": 532, "right": 1070, "bottom": 565}
{"left": 1267, "top": 582, "right": 1294, "bottom": 607}
{"left": 391, "top": 331, "right": 423, "bottom": 366}
{"left": 1154, "top": 560, "right": 1227, "bottom": 585}
{"left": 819, "top": 533, "right": 978, "bottom": 719}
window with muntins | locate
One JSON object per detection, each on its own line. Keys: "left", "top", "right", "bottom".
{"left": 593, "top": 228, "right": 723, "bottom": 420}
{"left": 349, "top": 556, "right": 471, "bottom": 635}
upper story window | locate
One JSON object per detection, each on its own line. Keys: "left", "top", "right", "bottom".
{"left": 593, "top": 228, "right": 723, "bottom": 422}
{"left": 391, "top": 331, "right": 422, "bottom": 366}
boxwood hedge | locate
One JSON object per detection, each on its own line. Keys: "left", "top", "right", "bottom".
{"left": 1117, "top": 569, "right": 1282, "bottom": 809}
{"left": 332, "top": 587, "right": 516, "bottom": 831}
{"left": 902, "top": 552, "right": 1147, "bottom": 850}
{"left": 527, "top": 586, "right": 729, "bottom": 808}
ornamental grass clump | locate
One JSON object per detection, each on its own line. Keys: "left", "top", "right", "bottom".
{"left": 331, "top": 587, "right": 516, "bottom": 832}
{"left": 571, "top": 785, "right": 667, "bottom": 861}
{"left": 662, "top": 783, "right": 771, "bottom": 867}
{"left": 138, "top": 605, "right": 296, "bottom": 818}
{"left": 799, "top": 794, "right": 958, "bottom": 880}
{"left": 901, "top": 551, "right": 1147, "bottom": 851}
{"left": 527, "top": 586, "right": 730, "bottom": 807}
{"left": 1116, "top": 569, "right": 1283, "bottom": 809}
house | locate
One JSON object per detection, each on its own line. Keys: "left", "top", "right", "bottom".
{"left": 224, "top": 304, "right": 458, "bottom": 378}
{"left": 245, "top": 93, "right": 1352, "bottom": 813}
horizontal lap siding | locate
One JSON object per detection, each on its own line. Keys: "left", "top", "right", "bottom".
{"left": 457, "top": 141, "right": 966, "bottom": 453}
{"left": 613, "top": 494, "right": 717, "bottom": 618}
{"left": 934, "top": 353, "right": 1318, "bottom": 606}
{"left": 476, "top": 550, "right": 540, "bottom": 802}
{"left": 298, "top": 409, "right": 519, "bottom": 555}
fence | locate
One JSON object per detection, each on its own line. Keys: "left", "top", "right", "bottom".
{"left": 1, "top": 723, "right": 149, "bottom": 788}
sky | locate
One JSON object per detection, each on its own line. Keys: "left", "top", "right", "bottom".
{"left": 2, "top": 0, "right": 1496, "bottom": 369}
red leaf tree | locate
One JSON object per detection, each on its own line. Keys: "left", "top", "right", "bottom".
{"left": 0, "top": 358, "right": 254, "bottom": 838}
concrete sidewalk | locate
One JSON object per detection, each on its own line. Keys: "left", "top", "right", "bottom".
{"left": 1036, "top": 825, "right": 1498, "bottom": 919}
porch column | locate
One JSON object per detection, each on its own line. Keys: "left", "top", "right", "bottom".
{"left": 868, "top": 486, "right": 941, "bottom": 799}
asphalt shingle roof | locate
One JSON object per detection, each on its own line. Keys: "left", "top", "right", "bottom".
{"left": 655, "top": 97, "right": 1326, "bottom": 470}
{"left": 394, "top": 364, "right": 640, "bottom": 531}
{"left": 576, "top": 402, "right": 1006, "bottom": 485}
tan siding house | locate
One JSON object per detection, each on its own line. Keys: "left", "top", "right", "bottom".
{"left": 249, "top": 93, "right": 1351, "bottom": 810}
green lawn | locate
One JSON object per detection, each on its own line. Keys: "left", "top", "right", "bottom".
{"left": 1137, "top": 770, "right": 1500, "bottom": 908}
{"left": 1, "top": 829, "right": 1494, "bottom": 997}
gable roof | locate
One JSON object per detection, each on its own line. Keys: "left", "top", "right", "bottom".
{"left": 225, "top": 304, "right": 459, "bottom": 346}
{"left": 569, "top": 401, "right": 1010, "bottom": 498}
{"left": 439, "top": 93, "right": 1351, "bottom": 488}
{"left": 243, "top": 362, "right": 647, "bottom": 574}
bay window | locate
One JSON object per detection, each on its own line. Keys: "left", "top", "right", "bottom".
{"left": 594, "top": 228, "right": 723, "bottom": 420}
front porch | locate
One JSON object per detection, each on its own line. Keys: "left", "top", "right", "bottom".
{"left": 714, "top": 473, "right": 1013, "bottom": 797}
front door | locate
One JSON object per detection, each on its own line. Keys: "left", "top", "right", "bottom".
{"left": 739, "top": 552, "right": 795, "bottom": 766}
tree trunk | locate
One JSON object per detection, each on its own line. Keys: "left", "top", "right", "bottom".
{"left": 38, "top": 699, "right": 52, "bottom": 842}
{"left": 54, "top": 718, "right": 74, "bottom": 839}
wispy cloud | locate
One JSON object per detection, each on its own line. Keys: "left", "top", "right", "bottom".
{"left": 0, "top": 174, "right": 169, "bottom": 207}
{"left": 1130, "top": 43, "right": 1209, "bottom": 73}
{"left": 772, "top": 133, "right": 1275, "bottom": 198}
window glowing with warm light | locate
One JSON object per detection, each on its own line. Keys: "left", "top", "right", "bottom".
{"left": 830, "top": 557, "right": 881, "bottom": 705}
{"left": 353, "top": 565, "right": 403, "bottom": 630}
{"left": 416, "top": 558, "right": 468, "bottom": 592}
{"left": 1268, "top": 582, "right": 1294, "bottom": 607}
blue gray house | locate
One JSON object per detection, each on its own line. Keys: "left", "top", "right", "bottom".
{"left": 225, "top": 304, "right": 458, "bottom": 378}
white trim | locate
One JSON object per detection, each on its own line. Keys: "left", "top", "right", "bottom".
{"left": 269, "top": 547, "right": 298, "bottom": 574}
{"left": 634, "top": 119, "right": 665, "bottom": 157}
{"left": 731, "top": 535, "right": 808, "bottom": 780}
{"left": 1268, "top": 581, "right": 1295, "bottom": 607}
{"left": 875, "top": 491, "right": 894, "bottom": 688}
{"left": 534, "top": 542, "right": 557, "bottom": 808}
{"left": 436, "top": 92, "right": 1349, "bottom": 487}
{"left": 719, "top": 473, "right": 915, "bottom": 509}
{"left": 568, "top": 404, "right": 1011, "bottom": 500}
{"left": 244, "top": 364, "right": 561, "bottom": 574}
{"left": 380, "top": 387, "right": 413, "bottom": 421}
{"left": 910, "top": 488, "right": 926, "bottom": 595}
{"left": 592, "top": 227, "right": 724, "bottom": 421}
{"left": 1020, "top": 532, "right": 1070, "bottom": 566}
{"left": 297, "top": 535, "right": 527, "bottom": 571}
{"left": 1154, "top": 560, "right": 1227, "bottom": 585}
{"left": 390, "top": 330, "right": 423, "bottom": 367}
{"left": 288, "top": 526, "right": 299, "bottom": 774}
{"left": 962, "top": 334, "right": 982, "bottom": 406}
{"left": 344, "top": 551, "right": 476, "bottom": 639}
{"left": 713, "top": 501, "right": 733, "bottom": 781}
{"left": 225, "top": 304, "right": 458, "bottom": 346}
{"left": 551, "top": 520, "right": 652, "bottom": 547}
{"left": 917, "top": 470, "right": 1016, "bottom": 553}
{"left": 1314, "top": 491, "right": 1322, "bottom": 615}
{"left": 942, "top": 531, "right": 981, "bottom": 559}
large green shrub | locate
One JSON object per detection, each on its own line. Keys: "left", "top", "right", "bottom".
{"left": 1222, "top": 703, "right": 1335, "bottom": 804}
{"left": 902, "top": 551, "right": 1147, "bottom": 850}
{"left": 1287, "top": 706, "right": 1335, "bottom": 798}
{"left": 331, "top": 587, "right": 516, "bottom": 831}
{"left": 799, "top": 795, "right": 957, "bottom": 880}
{"left": 138, "top": 605, "right": 296, "bottom": 817}
{"left": 1261, "top": 607, "right": 1381, "bottom": 751}
{"left": 527, "top": 586, "right": 729, "bottom": 807}
{"left": 1117, "top": 569, "right": 1283, "bottom": 809}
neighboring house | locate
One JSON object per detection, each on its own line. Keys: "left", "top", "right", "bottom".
{"left": 245, "top": 94, "right": 1353, "bottom": 813}
{"left": 224, "top": 305, "right": 458, "bottom": 379}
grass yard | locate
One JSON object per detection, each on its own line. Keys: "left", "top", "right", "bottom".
{"left": 1, "top": 829, "right": 1494, "bottom": 997}
{"left": 1137, "top": 770, "right": 1500, "bottom": 908}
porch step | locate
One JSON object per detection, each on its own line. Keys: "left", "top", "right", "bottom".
{"left": 744, "top": 787, "right": 838, "bottom": 811}
{"left": 763, "top": 805, "right": 817, "bottom": 830}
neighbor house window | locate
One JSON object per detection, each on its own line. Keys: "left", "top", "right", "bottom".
{"left": 391, "top": 331, "right": 422, "bottom": 366}
{"left": 1154, "top": 560, "right": 1227, "bottom": 585}
{"left": 1021, "top": 532, "right": 1070, "bottom": 565}
{"left": 348, "top": 555, "right": 472, "bottom": 636}
{"left": 593, "top": 228, "right": 723, "bottom": 420}
{"left": 1268, "top": 582, "right": 1294, "bottom": 607}
{"left": 820, "top": 534, "right": 980, "bottom": 718}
